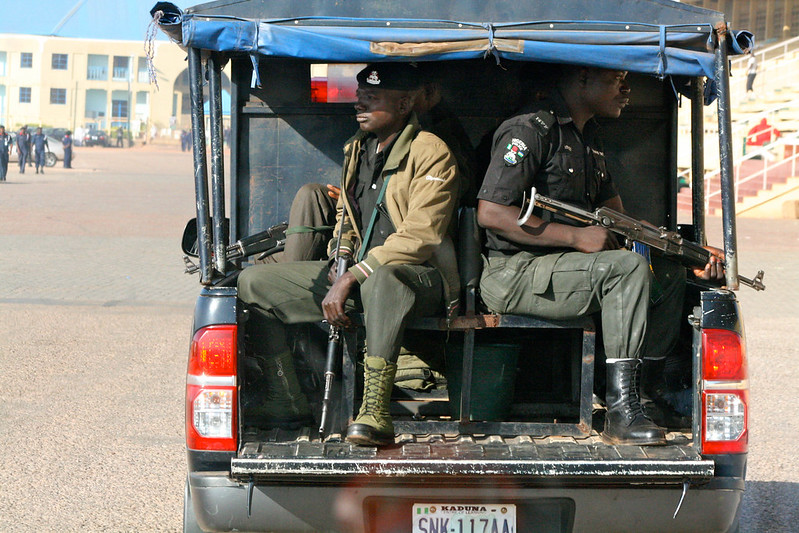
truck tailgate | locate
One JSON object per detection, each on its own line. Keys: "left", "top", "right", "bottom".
{"left": 231, "top": 432, "right": 713, "bottom": 484}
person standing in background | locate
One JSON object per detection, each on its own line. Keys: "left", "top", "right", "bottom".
{"left": 32, "top": 127, "right": 50, "bottom": 174}
{"left": 0, "top": 125, "right": 10, "bottom": 181}
{"left": 16, "top": 126, "right": 30, "bottom": 174}
{"left": 62, "top": 131, "right": 73, "bottom": 168}
{"left": 746, "top": 51, "right": 758, "bottom": 99}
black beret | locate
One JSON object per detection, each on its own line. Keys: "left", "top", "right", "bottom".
{"left": 356, "top": 63, "right": 422, "bottom": 91}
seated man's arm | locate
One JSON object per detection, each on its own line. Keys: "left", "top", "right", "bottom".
{"left": 477, "top": 199, "right": 619, "bottom": 253}
{"left": 598, "top": 194, "right": 725, "bottom": 282}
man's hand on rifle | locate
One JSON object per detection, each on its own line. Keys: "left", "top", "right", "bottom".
{"left": 322, "top": 270, "right": 357, "bottom": 328}
{"left": 573, "top": 225, "right": 621, "bottom": 253}
{"left": 693, "top": 246, "right": 725, "bottom": 282}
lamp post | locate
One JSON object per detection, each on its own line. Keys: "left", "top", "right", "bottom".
{"left": 127, "top": 55, "right": 133, "bottom": 147}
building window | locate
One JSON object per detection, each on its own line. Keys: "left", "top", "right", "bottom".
{"left": 50, "top": 88, "right": 67, "bottom": 105}
{"left": 755, "top": 11, "right": 767, "bottom": 41}
{"left": 137, "top": 57, "right": 149, "bottom": 83}
{"left": 113, "top": 56, "right": 130, "bottom": 81}
{"left": 112, "top": 99, "right": 129, "bottom": 118}
{"left": 774, "top": 3, "right": 785, "bottom": 39}
{"left": 792, "top": 5, "right": 799, "bottom": 38}
{"left": 19, "top": 87, "right": 31, "bottom": 103}
{"left": 87, "top": 54, "right": 108, "bottom": 81}
{"left": 739, "top": 11, "right": 750, "bottom": 32}
{"left": 52, "top": 53, "right": 68, "bottom": 70}
{"left": 20, "top": 52, "right": 32, "bottom": 68}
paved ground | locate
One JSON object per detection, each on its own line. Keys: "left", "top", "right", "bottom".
{"left": 0, "top": 146, "right": 197, "bottom": 532}
{"left": 0, "top": 145, "right": 798, "bottom": 531}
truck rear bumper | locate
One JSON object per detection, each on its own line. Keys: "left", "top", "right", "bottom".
{"left": 189, "top": 470, "right": 742, "bottom": 533}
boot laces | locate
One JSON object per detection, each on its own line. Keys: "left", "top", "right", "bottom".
{"left": 362, "top": 366, "right": 387, "bottom": 415}
{"left": 622, "top": 363, "right": 646, "bottom": 419}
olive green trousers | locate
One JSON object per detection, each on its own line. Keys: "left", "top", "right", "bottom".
{"left": 480, "top": 249, "right": 685, "bottom": 361}
{"left": 238, "top": 261, "right": 444, "bottom": 363}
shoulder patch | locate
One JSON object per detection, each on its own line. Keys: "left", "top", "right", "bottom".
{"left": 529, "top": 110, "right": 556, "bottom": 137}
{"left": 503, "top": 138, "right": 528, "bottom": 166}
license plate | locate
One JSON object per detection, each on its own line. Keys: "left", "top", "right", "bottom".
{"left": 412, "top": 503, "right": 516, "bottom": 533}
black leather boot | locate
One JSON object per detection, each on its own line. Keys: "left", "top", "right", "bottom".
{"left": 603, "top": 358, "right": 667, "bottom": 445}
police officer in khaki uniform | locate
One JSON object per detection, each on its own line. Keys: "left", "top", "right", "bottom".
{"left": 238, "top": 63, "right": 461, "bottom": 446}
{"left": 477, "top": 65, "right": 725, "bottom": 446}
{"left": 273, "top": 65, "right": 476, "bottom": 264}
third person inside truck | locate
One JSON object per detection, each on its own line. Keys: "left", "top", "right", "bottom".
{"left": 476, "top": 64, "right": 726, "bottom": 446}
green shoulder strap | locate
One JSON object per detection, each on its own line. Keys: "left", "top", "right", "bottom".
{"left": 357, "top": 173, "right": 393, "bottom": 262}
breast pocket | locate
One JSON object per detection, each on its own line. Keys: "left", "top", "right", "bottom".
{"left": 543, "top": 151, "right": 584, "bottom": 200}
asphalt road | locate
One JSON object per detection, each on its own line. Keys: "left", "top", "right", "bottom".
{"left": 1, "top": 146, "right": 798, "bottom": 532}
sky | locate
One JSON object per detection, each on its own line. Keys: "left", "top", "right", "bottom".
{"left": 0, "top": 0, "right": 196, "bottom": 41}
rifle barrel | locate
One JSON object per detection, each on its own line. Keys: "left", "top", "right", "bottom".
{"left": 525, "top": 186, "right": 766, "bottom": 292}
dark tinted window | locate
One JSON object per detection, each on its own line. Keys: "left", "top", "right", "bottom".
{"left": 50, "top": 88, "right": 67, "bottom": 105}
{"left": 52, "top": 53, "right": 68, "bottom": 70}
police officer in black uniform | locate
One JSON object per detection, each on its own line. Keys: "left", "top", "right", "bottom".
{"left": 477, "top": 65, "right": 726, "bottom": 446}
{"left": 0, "top": 125, "right": 10, "bottom": 181}
{"left": 16, "top": 126, "right": 30, "bottom": 174}
{"left": 62, "top": 131, "right": 73, "bottom": 168}
{"left": 32, "top": 127, "right": 50, "bottom": 174}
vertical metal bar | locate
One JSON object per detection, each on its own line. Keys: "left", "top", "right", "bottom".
{"left": 229, "top": 59, "right": 241, "bottom": 245}
{"left": 208, "top": 53, "right": 227, "bottom": 275}
{"left": 459, "top": 330, "right": 475, "bottom": 425}
{"left": 714, "top": 23, "right": 740, "bottom": 290}
{"left": 691, "top": 307, "right": 702, "bottom": 451}
{"left": 668, "top": 82, "right": 679, "bottom": 231}
{"left": 578, "top": 330, "right": 596, "bottom": 437}
{"left": 691, "top": 77, "right": 707, "bottom": 246}
{"left": 189, "top": 47, "right": 213, "bottom": 285}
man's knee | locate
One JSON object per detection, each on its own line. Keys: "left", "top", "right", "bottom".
{"left": 237, "top": 265, "right": 270, "bottom": 304}
{"left": 292, "top": 183, "right": 328, "bottom": 208}
{"left": 594, "top": 249, "right": 650, "bottom": 283}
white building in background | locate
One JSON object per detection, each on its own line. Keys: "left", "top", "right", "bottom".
{"left": 0, "top": 34, "right": 230, "bottom": 141}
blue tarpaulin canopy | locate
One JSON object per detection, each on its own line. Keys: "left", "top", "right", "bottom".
{"left": 152, "top": 1, "right": 753, "bottom": 79}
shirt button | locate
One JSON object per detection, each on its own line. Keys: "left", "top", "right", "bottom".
{"left": 568, "top": 168, "right": 574, "bottom": 173}
{"left": 371, "top": 183, "right": 377, "bottom": 189}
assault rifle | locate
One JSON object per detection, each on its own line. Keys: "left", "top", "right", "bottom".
{"left": 319, "top": 212, "right": 349, "bottom": 439}
{"left": 182, "top": 220, "right": 287, "bottom": 275}
{"left": 516, "top": 187, "right": 765, "bottom": 291}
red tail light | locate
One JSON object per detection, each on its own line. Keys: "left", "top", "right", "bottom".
{"left": 702, "top": 329, "right": 746, "bottom": 381}
{"left": 186, "top": 325, "right": 238, "bottom": 452}
{"left": 701, "top": 329, "right": 748, "bottom": 454}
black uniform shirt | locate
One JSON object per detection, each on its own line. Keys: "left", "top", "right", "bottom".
{"left": 353, "top": 135, "right": 397, "bottom": 252}
{"left": 477, "top": 91, "right": 618, "bottom": 255}
{"left": 0, "top": 133, "right": 10, "bottom": 157}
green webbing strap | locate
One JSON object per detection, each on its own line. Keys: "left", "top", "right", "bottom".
{"left": 284, "top": 225, "right": 333, "bottom": 236}
{"left": 357, "top": 173, "right": 392, "bottom": 262}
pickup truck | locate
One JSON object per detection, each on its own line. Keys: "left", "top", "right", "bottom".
{"left": 152, "top": 0, "right": 754, "bottom": 531}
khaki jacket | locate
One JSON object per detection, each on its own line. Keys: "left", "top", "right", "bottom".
{"left": 328, "top": 115, "right": 461, "bottom": 317}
